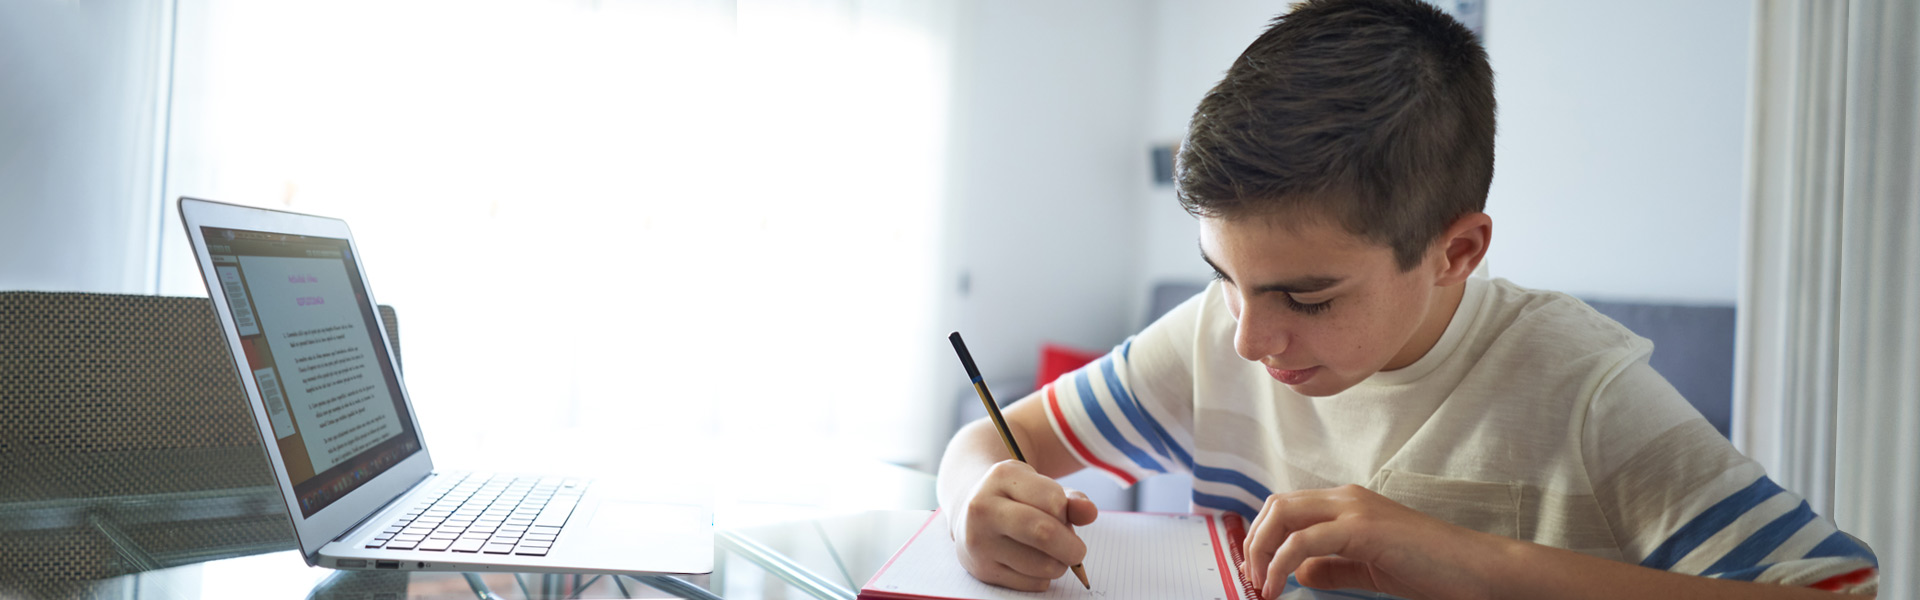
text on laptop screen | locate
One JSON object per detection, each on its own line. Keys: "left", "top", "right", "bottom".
{"left": 202, "top": 226, "right": 421, "bottom": 517}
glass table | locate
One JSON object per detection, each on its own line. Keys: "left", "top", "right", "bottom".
{"left": 80, "top": 509, "right": 940, "bottom": 600}
{"left": 3, "top": 442, "right": 1395, "bottom": 600}
{"left": 0, "top": 442, "right": 941, "bottom": 600}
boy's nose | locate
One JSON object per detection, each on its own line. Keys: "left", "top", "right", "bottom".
{"left": 1233, "top": 303, "right": 1286, "bottom": 363}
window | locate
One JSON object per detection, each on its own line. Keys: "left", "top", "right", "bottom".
{"left": 158, "top": 0, "right": 953, "bottom": 471}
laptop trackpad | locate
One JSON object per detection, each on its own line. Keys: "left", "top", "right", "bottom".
{"left": 590, "top": 501, "right": 710, "bottom": 538}
{"left": 548, "top": 499, "right": 713, "bottom": 574}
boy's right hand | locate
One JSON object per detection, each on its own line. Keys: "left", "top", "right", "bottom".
{"left": 950, "top": 460, "right": 1100, "bottom": 591}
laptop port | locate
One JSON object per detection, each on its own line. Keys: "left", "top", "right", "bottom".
{"left": 375, "top": 560, "right": 400, "bottom": 570}
{"left": 335, "top": 559, "right": 367, "bottom": 568}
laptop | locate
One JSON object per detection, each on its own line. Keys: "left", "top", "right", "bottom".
{"left": 178, "top": 196, "right": 713, "bottom": 575}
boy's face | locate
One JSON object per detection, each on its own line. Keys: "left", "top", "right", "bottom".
{"left": 1198, "top": 211, "right": 1463, "bottom": 398}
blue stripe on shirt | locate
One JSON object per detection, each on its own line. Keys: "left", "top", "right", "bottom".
{"left": 1704, "top": 500, "right": 1815, "bottom": 579}
{"left": 1072, "top": 368, "right": 1165, "bottom": 474}
{"left": 1099, "top": 352, "right": 1193, "bottom": 469}
{"left": 1194, "top": 464, "right": 1273, "bottom": 506}
{"left": 1193, "top": 490, "right": 1259, "bottom": 521}
{"left": 1805, "top": 531, "right": 1878, "bottom": 566}
{"left": 1640, "top": 476, "right": 1784, "bottom": 571}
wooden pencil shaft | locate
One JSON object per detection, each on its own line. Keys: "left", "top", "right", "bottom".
{"left": 949, "top": 332, "right": 1025, "bottom": 462}
{"left": 973, "top": 382, "right": 1026, "bottom": 462}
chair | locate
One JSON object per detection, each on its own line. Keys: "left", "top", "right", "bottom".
{"left": 0, "top": 292, "right": 401, "bottom": 596}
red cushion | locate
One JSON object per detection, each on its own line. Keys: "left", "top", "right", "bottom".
{"left": 1037, "top": 343, "right": 1104, "bottom": 390}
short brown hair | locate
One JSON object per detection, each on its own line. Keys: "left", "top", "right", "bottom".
{"left": 1176, "top": 0, "right": 1495, "bottom": 270}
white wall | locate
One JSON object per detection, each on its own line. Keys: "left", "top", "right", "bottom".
{"left": 0, "top": 0, "right": 171, "bottom": 294}
{"left": 1481, "top": 0, "right": 1751, "bottom": 304}
{"left": 1131, "top": 1, "right": 1754, "bottom": 308}
{"left": 939, "top": 0, "right": 1152, "bottom": 398}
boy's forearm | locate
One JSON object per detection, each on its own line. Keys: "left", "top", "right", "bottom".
{"left": 1484, "top": 535, "right": 1872, "bottom": 600}
{"left": 936, "top": 418, "right": 1014, "bottom": 512}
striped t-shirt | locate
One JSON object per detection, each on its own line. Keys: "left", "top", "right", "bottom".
{"left": 1045, "top": 276, "right": 1877, "bottom": 593}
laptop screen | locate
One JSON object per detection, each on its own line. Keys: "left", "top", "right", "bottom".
{"left": 201, "top": 226, "right": 421, "bottom": 518}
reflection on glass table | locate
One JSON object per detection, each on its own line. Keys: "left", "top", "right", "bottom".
{"left": 0, "top": 440, "right": 937, "bottom": 600}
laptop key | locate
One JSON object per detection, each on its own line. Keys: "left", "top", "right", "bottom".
{"left": 419, "top": 538, "right": 454, "bottom": 551}
{"left": 450, "top": 538, "right": 487, "bottom": 553}
{"left": 532, "top": 500, "right": 577, "bottom": 527}
{"left": 513, "top": 546, "right": 550, "bottom": 556}
{"left": 482, "top": 543, "right": 517, "bottom": 554}
{"left": 386, "top": 539, "right": 419, "bottom": 550}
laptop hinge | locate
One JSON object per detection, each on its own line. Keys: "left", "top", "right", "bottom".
{"left": 331, "top": 471, "right": 438, "bottom": 542}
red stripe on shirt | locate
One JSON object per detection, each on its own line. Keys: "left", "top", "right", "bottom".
{"left": 1045, "top": 383, "right": 1138, "bottom": 485}
{"left": 1808, "top": 567, "right": 1875, "bottom": 591}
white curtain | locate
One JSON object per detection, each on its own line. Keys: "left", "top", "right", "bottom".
{"left": 1737, "top": 1, "right": 1918, "bottom": 597}
{"left": 156, "top": 0, "right": 955, "bottom": 472}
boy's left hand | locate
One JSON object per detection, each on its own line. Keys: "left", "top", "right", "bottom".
{"left": 1242, "top": 484, "right": 1503, "bottom": 600}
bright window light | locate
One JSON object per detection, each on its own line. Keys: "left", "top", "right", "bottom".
{"left": 160, "top": 0, "right": 952, "bottom": 476}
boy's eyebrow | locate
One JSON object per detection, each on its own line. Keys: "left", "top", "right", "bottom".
{"left": 1199, "top": 248, "right": 1344, "bottom": 294}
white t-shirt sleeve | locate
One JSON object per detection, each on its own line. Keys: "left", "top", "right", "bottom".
{"left": 1042, "top": 285, "right": 1206, "bottom": 487}
{"left": 1585, "top": 358, "right": 1878, "bottom": 593}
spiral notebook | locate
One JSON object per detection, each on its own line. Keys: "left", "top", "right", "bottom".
{"left": 859, "top": 510, "right": 1259, "bottom": 600}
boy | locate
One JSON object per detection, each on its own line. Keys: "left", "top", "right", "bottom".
{"left": 935, "top": 1, "right": 1880, "bottom": 598}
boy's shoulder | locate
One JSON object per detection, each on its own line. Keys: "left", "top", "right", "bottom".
{"left": 1458, "top": 277, "right": 1654, "bottom": 378}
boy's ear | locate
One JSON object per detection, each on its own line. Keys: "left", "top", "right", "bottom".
{"left": 1433, "top": 212, "right": 1491, "bottom": 286}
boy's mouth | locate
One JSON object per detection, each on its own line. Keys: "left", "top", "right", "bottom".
{"left": 1267, "top": 365, "right": 1318, "bottom": 385}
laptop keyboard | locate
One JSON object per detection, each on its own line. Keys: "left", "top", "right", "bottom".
{"left": 364, "top": 473, "right": 588, "bottom": 556}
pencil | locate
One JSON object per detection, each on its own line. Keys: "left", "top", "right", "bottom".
{"left": 948, "top": 331, "right": 1091, "bottom": 590}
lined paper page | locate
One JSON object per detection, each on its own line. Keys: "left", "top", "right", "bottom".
{"left": 863, "top": 512, "right": 1253, "bottom": 600}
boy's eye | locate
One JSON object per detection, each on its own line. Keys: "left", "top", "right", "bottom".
{"left": 1285, "top": 294, "right": 1332, "bottom": 315}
